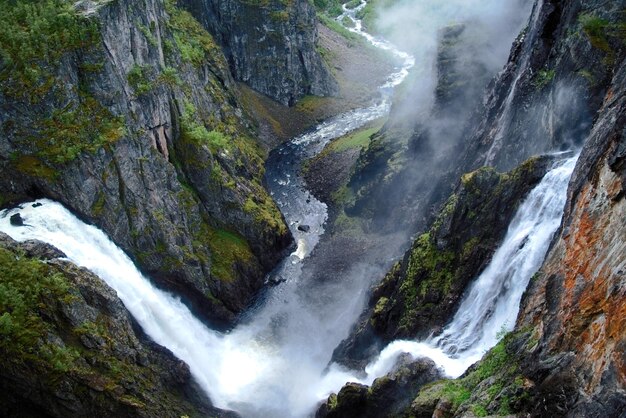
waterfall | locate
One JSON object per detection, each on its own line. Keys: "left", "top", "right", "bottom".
{"left": 0, "top": 1, "right": 545, "bottom": 416}
{"left": 342, "top": 154, "right": 578, "bottom": 382}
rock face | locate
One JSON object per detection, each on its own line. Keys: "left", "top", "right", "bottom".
{"left": 0, "top": 233, "right": 235, "bottom": 417}
{"left": 509, "top": 55, "right": 626, "bottom": 417}
{"left": 332, "top": 156, "right": 552, "bottom": 369}
{"left": 180, "top": 0, "right": 338, "bottom": 106}
{"left": 316, "top": 356, "right": 441, "bottom": 418}
{"left": 332, "top": 0, "right": 626, "bottom": 416}
{"left": 0, "top": 0, "right": 309, "bottom": 327}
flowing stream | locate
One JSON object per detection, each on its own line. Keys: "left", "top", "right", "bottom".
{"left": 0, "top": 2, "right": 572, "bottom": 417}
{"left": 343, "top": 154, "right": 578, "bottom": 382}
{"left": 0, "top": 3, "right": 415, "bottom": 417}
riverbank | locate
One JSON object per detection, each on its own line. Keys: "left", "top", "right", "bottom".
{"left": 240, "top": 21, "right": 397, "bottom": 148}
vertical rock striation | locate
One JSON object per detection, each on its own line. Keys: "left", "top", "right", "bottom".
{"left": 0, "top": 0, "right": 303, "bottom": 327}
{"left": 179, "top": 0, "right": 338, "bottom": 105}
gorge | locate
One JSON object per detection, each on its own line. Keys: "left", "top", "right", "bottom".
{"left": 0, "top": 0, "right": 625, "bottom": 417}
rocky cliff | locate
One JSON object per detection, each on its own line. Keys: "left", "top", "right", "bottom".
{"left": 0, "top": 232, "right": 233, "bottom": 417}
{"left": 324, "top": 0, "right": 626, "bottom": 416}
{"left": 0, "top": 0, "right": 339, "bottom": 327}
{"left": 332, "top": 155, "right": 553, "bottom": 369}
{"left": 180, "top": 0, "right": 338, "bottom": 106}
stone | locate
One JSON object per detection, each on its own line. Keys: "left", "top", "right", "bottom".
{"left": 9, "top": 213, "right": 23, "bottom": 226}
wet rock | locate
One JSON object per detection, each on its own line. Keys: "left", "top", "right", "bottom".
{"left": 20, "top": 240, "right": 66, "bottom": 260}
{"left": 317, "top": 357, "right": 441, "bottom": 418}
{"left": 298, "top": 224, "right": 311, "bottom": 232}
{"left": 0, "top": 239, "right": 237, "bottom": 417}
{"left": 334, "top": 156, "right": 552, "bottom": 369}
{"left": 9, "top": 213, "right": 23, "bottom": 226}
{"left": 32, "top": 202, "right": 42, "bottom": 208}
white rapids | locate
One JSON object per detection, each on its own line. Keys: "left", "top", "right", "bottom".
{"left": 324, "top": 154, "right": 579, "bottom": 383}
{"left": 0, "top": 1, "right": 559, "bottom": 417}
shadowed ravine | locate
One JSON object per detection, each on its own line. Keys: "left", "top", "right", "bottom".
{"left": 0, "top": 2, "right": 580, "bottom": 417}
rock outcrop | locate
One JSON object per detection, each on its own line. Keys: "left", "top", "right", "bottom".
{"left": 332, "top": 155, "right": 553, "bottom": 369}
{"left": 331, "top": 0, "right": 626, "bottom": 416}
{"left": 316, "top": 356, "right": 441, "bottom": 418}
{"left": 0, "top": 0, "right": 308, "bottom": 327}
{"left": 180, "top": 0, "right": 338, "bottom": 106}
{"left": 0, "top": 233, "right": 234, "bottom": 417}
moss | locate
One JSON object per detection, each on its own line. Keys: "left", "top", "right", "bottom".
{"left": 327, "top": 121, "right": 383, "bottom": 153}
{"left": 92, "top": 192, "right": 106, "bottom": 217}
{"left": 12, "top": 155, "right": 58, "bottom": 180}
{"left": 397, "top": 233, "right": 455, "bottom": 330}
{"left": 327, "top": 393, "right": 339, "bottom": 410}
{"left": 270, "top": 10, "right": 290, "bottom": 23}
{"left": 578, "top": 12, "right": 626, "bottom": 64}
{"left": 194, "top": 225, "right": 254, "bottom": 282}
{"left": 415, "top": 331, "right": 530, "bottom": 416}
{"left": 0, "top": 0, "right": 126, "bottom": 174}
{"left": 137, "top": 22, "right": 158, "bottom": 47}
{"left": 127, "top": 64, "right": 154, "bottom": 95}
{"left": 0, "top": 0, "right": 100, "bottom": 102}
{"left": 317, "top": 13, "right": 361, "bottom": 43}
{"left": 313, "top": 0, "right": 344, "bottom": 18}
{"left": 533, "top": 68, "right": 556, "bottom": 88}
{"left": 244, "top": 195, "right": 287, "bottom": 235}
{"left": 373, "top": 297, "right": 389, "bottom": 315}
{"left": 164, "top": 0, "right": 222, "bottom": 68}
{"left": 0, "top": 246, "right": 74, "bottom": 367}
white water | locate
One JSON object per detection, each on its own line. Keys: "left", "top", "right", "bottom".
{"left": 0, "top": 2, "right": 560, "bottom": 416}
{"left": 328, "top": 154, "right": 579, "bottom": 382}
{"left": 0, "top": 3, "right": 416, "bottom": 417}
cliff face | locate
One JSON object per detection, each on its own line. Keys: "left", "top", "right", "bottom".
{"left": 179, "top": 0, "right": 338, "bottom": 106}
{"left": 327, "top": 0, "right": 626, "bottom": 416}
{"left": 407, "top": 61, "right": 626, "bottom": 418}
{"left": 332, "top": 156, "right": 552, "bottom": 369}
{"left": 0, "top": 0, "right": 327, "bottom": 327}
{"left": 511, "top": 57, "right": 626, "bottom": 417}
{"left": 0, "top": 233, "right": 233, "bottom": 418}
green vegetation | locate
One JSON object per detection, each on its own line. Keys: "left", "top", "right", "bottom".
{"left": 24, "top": 94, "right": 124, "bottom": 169}
{"left": 328, "top": 122, "right": 382, "bottom": 153}
{"left": 180, "top": 101, "right": 230, "bottom": 153}
{"left": 313, "top": 0, "right": 345, "bottom": 18}
{"left": 0, "top": 0, "right": 100, "bottom": 101}
{"left": 396, "top": 232, "right": 455, "bottom": 330}
{"left": 533, "top": 68, "right": 556, "bottom": 89}
{"left": 413, "top": 331, "right": 532, "bottom": 416}
{"left": 0, "top": 243, "right": 207, "bottom": 415}
{"left": 0, "top": 0, "right": 125, "bottom": 175}
{"left": 317, "top": 13, "right": 361, "bottom": 43}
{"left": 127, "top": 64, "right": 154, "bottom": 95}
{"left": 579, "top": 12, "right": 626, "bottom": 64}
{"left": 202, "top": 226, "right": 254, "bottom": 282}
{"left": 0, "top": 246, "right": 77, "bottom": 370}
{"left": 164, "top": 0, "right": 222, "bottom": 67}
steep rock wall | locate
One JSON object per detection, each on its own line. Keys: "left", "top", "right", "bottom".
{"left": 179, "top": 0, "right": 338, "bottom": 105}
{"left": 0, "top": 0, "right": 293, "bottom": 327}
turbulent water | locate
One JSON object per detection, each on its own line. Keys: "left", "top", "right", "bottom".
{"left": 0, "top": 1, "right": 566, "bottom": 417}
{"left": 345, "top": 154, "right": 579, "bottom": 382}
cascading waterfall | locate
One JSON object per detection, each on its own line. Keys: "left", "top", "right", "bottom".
{"left": 328, "top": 154, "right": 579, "bottom": 383}
{"left": 0, "top": 4, "right": 415, "bottom": 417}
{"left": 0, "top": 1, "right": 551, "bottom": 417}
